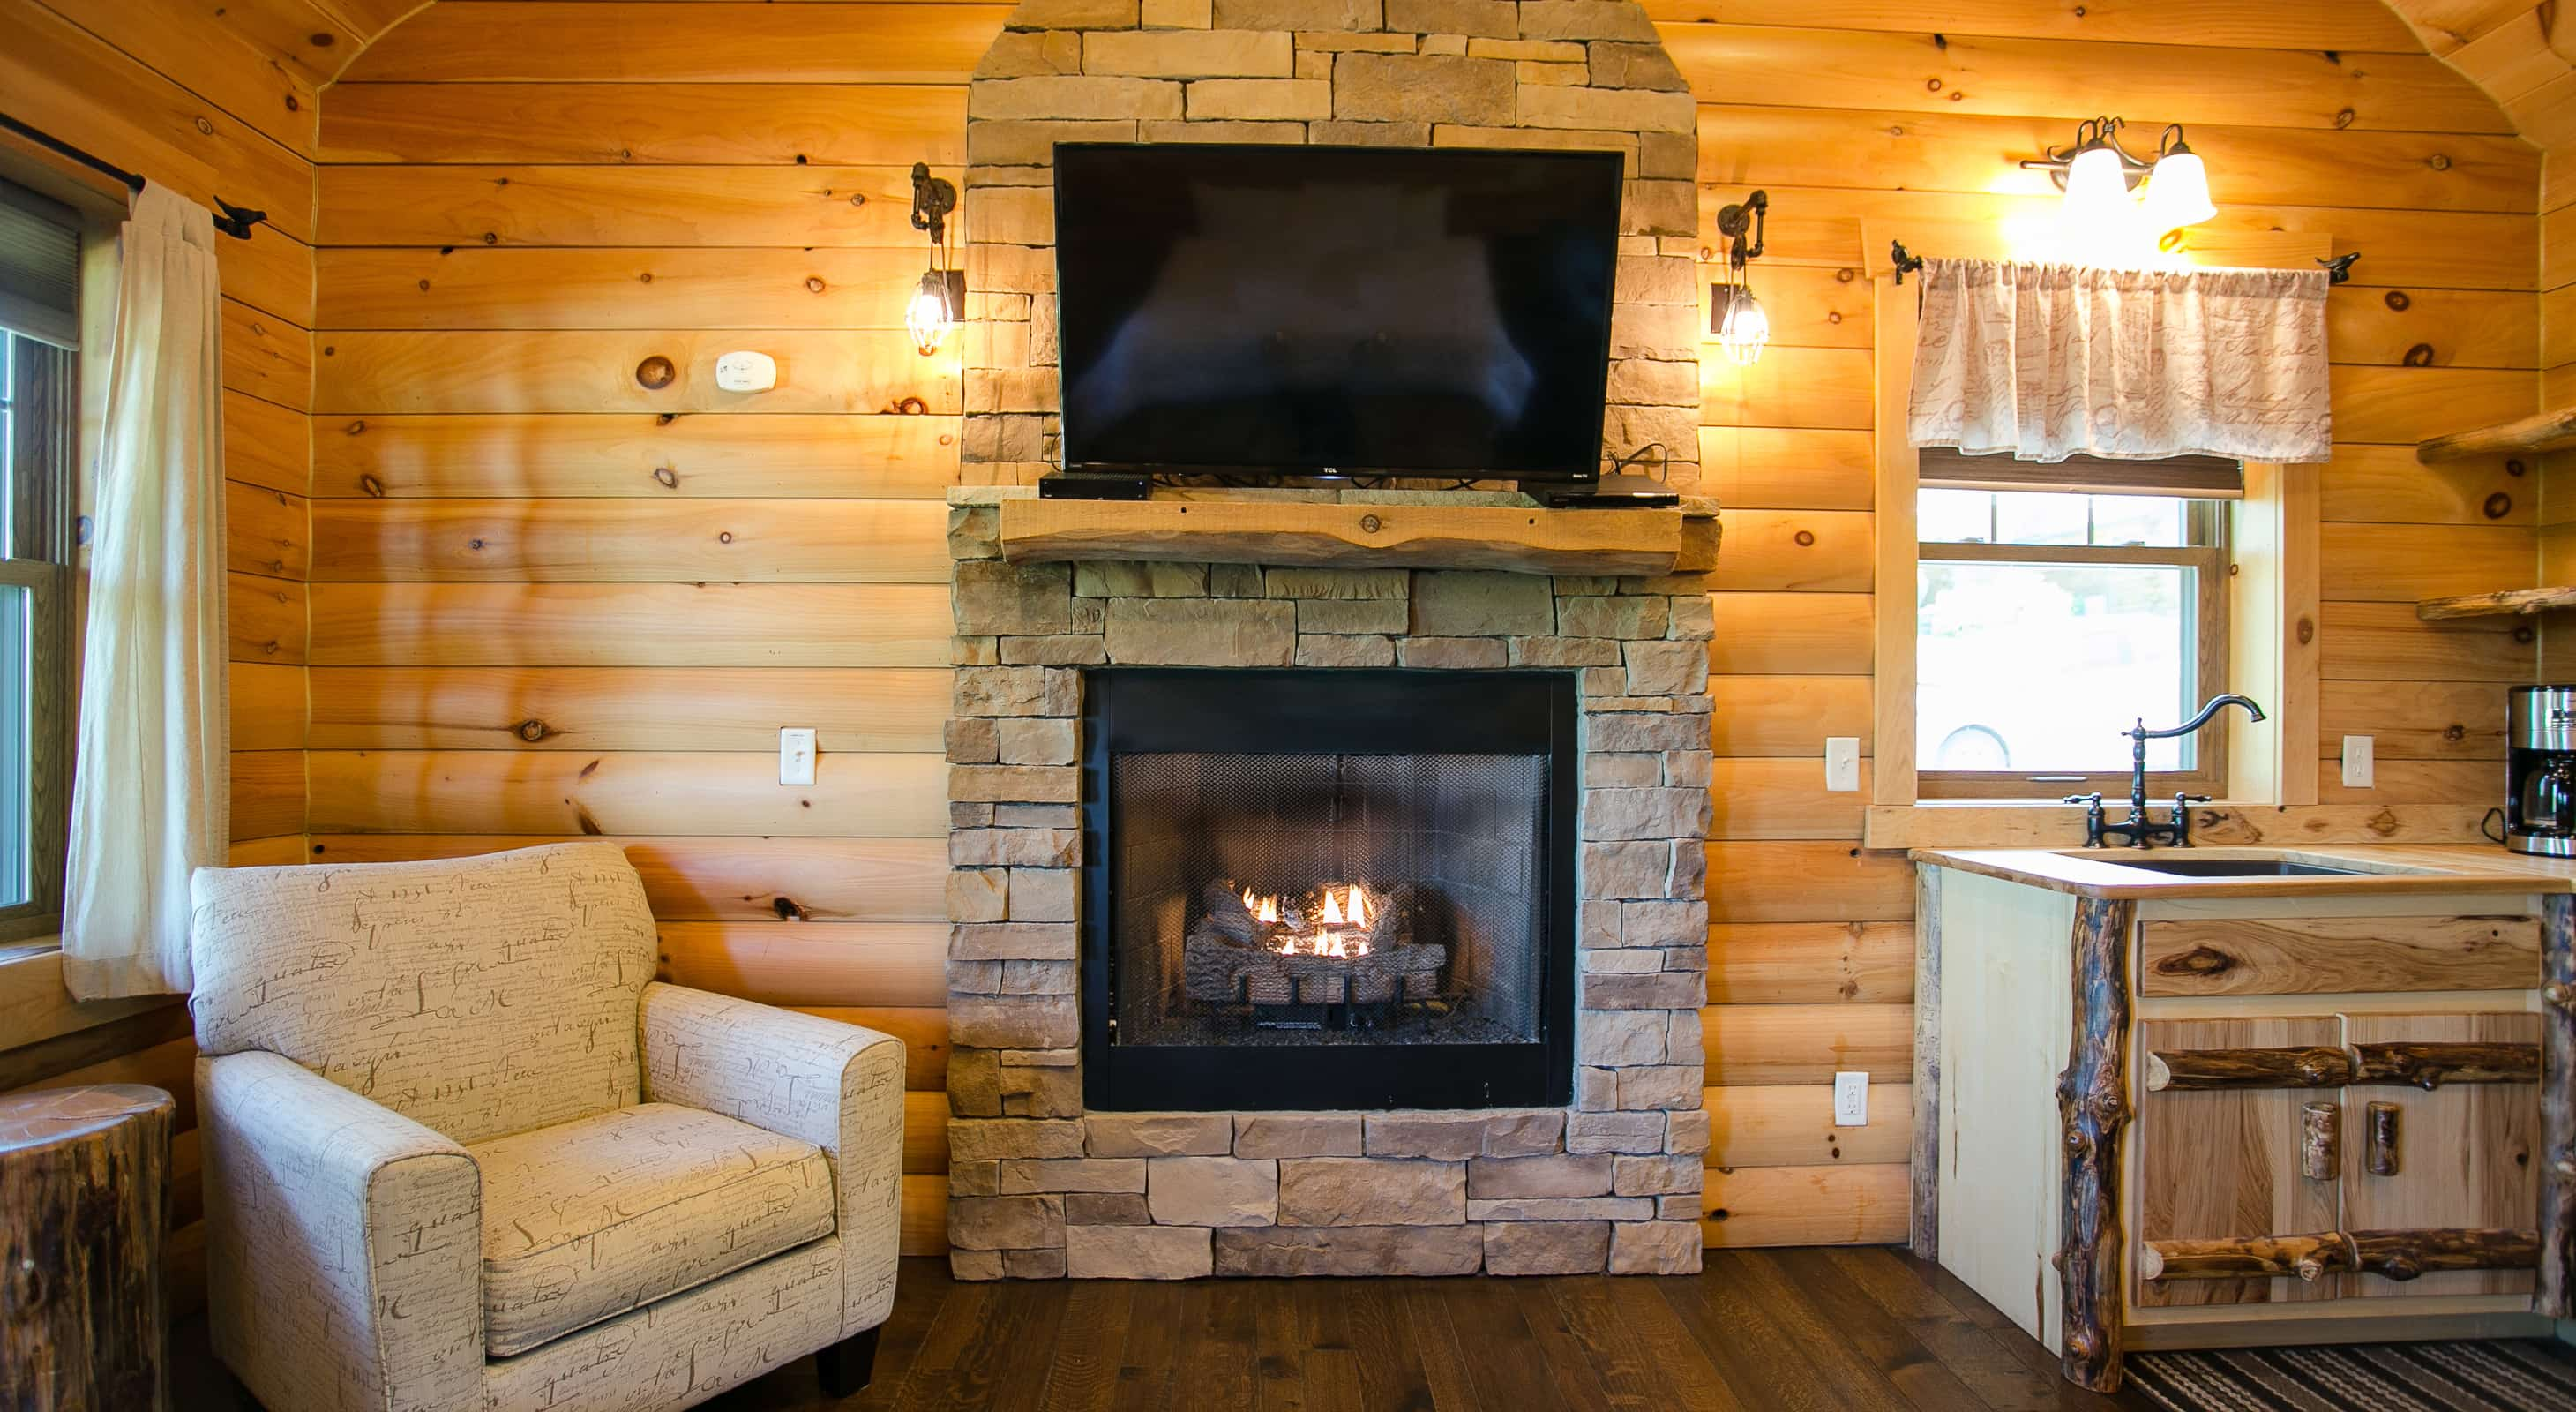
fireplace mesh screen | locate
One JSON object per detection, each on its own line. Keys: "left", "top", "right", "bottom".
{"left": 1110, "top": 751, "right": 1546, "bottom": 1048}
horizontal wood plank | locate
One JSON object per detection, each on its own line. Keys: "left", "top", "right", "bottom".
{"left": 1707, "top": 594, "right": 1873, "bottom": 676}
{"left": 998, "top": 499, "right": 1682, "bottom": 576}
{"left": 229, "top": 750, "right": 304, "bottom": 840}
{"left": 1704, "top": 675, "right": 1872, "bottom": 758}
{"left": 307, "top": 582, "right": 949, "bottom": 665}
{"left": 2317, "top": 522, "right": 2538, "bottom": 602}
{"left": 311, "top": 413, "right": 958, "bottom": 500}
{"left": 1696, "top": 427, "right": 1874, "bottom": 512}
{"left": 1646, "top": 1, "right": 2425, "bottom": 54}
{"left": 308, "top": 497, "right": 950, "bottom": 582}
{"left": 338, "top": 3, "right": 1008, "bottom": 83}
{"left": 1702, "top": 1161, "right": 1909, "bottom": 1247}
{"left": 228, "top": 574, "right": 309, "bottom": 665}
{"left": 1706, "top": 757, "right": 1866, "bottom": 840}
{"left": 1706, "top": 921, "right": 1914, "bottom": 1005}
{"left": 318, "top": 247, "right": 934, "bottom": 329}
{"left": 318, "top": 164, "right": 947, "bottom": 248}
{"left": 657, "top": 920, "right": 947, "bottom": 1009}
{"left": 2318, "top": 680, "right": 2510, "bottom": 760}
{"left": 320, "top": 82, "right": 970, "bottom": 164}
{"left": 2138, "top": 915, "right": 2539, "bottom": 997}
{"left": 1706, "top": 843, "right": 1913, "bottom": 923}
{"left": 1709, "top": 510, "right": 1872, "bottom": 593}
{"left": 314, "top": 330, "right": 959, "bottom": 416}
{"left": 229, "top": 662, "right": 308, "bottom": 752}
{"left": 221, "top": 391, "right": 312, "bottom": 498}
{"left": 306, "top": 834, "right": 947, "bottom": 922}
{"left": 1707, "top": 1082, "right": 1914, "bottom": 1168}
{"left": 1704, "top": 1002, "right": 1913, "bottom": 1085}
{"left": 790, "top": 1006, "right": 950, "bottom": 1092}
{"left": 225, "top": 480, "right": 310, "bottom": 581}
{"left": 2317, "top": 444, "right": 2533, "bottom": 526}
{"left": 304, "top": 749, "right": 946, "bottom": 837}
{"left": 309, "top": 666, "right": 948, "bottom": 753}
{"left": 2318, "top": 601, "right": 2535, "bottom": 682}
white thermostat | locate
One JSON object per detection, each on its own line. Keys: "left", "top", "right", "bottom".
{"left": 714, "top": 350, "right": 777, "bottom": 393}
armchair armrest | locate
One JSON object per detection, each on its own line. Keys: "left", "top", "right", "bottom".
{"left": 639, "top": 981, "right": 906, "bottom": 1332}
{"left": 198, "top": 1051, "right": 483, "bottom": 1412}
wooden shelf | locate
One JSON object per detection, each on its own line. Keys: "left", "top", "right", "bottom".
{"left": 2417, "top": 406, "right": 2576, "bottom": 463}
{"left": 2416, "top": 587, "right": 2576, "bottom": 620}
{"left": 995, "top": 498, "right": 1704, "bottom": 575}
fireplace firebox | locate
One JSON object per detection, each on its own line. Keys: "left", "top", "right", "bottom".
{"left": 1080, "top": 669, "right": 1577, "bottom": 1111}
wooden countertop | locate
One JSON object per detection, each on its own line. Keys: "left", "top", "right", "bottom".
{"left": 1911, "top": 844, "right": 2576, "bottom": 900}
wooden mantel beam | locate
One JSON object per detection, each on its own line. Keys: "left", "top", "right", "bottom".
{"left": 994, "top": 498, "right": 1702, "bottom": 576}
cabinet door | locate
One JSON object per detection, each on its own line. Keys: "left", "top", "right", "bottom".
{"left": 2134, "top": 1016, "right": 2345, "bottom": 1307}
{"left": 2340, "top": 1010, "right": 2541, "bottom": 1299}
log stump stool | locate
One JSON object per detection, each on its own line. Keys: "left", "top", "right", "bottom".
{"left": 0, "top": 1084, "right": 173, "bottom": 1411}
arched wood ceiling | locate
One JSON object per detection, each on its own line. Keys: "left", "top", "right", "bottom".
{"left": 318, "top": 0, "right": 2565, "bottom": 152}
{"left": 2382, "top": 0, "right": 2575, "bottom": 147}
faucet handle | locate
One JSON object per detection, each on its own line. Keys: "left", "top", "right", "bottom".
{"left": 2062, "top": 792, "right": 2103, "bottom": 807}
{"left": 2175, "top": 793, "right": 2213, "bottom": 806}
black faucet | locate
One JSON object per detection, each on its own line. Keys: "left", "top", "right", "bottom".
{"left": 2063, "top": 694, "right": 2267, "bottom": 848}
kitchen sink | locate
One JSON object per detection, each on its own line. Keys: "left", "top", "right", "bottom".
{"left": 2077, "top": 857, "right": 2369, "bottom": 878}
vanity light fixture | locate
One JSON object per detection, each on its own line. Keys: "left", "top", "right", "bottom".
{"left": 1708, "top": 188, "right": 1770, "bottom": 365}
{"left": 906, "top": 161, "right": 965, "bottom": 357}
{"left": 2022, "top": 116, "right": 2218, "bottom": 258}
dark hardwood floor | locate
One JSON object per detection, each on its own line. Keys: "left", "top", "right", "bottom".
{"left": 176, "top": 1248, "right": 2152, "bottom": 1409}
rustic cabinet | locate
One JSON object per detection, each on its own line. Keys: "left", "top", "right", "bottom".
{"left": 1920, "top": 865, "right": 2568, "bottom": 1394}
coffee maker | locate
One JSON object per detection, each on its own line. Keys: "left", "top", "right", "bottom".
{"left": 2509, "top": 685, "right": 2576, "bottom": 855}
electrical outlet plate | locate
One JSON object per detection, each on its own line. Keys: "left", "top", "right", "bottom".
{"left": 780, "top": 727, "right": 817, "bottom": 786}
{"left": 1832, "top": 1070, "right": 1868, "bottom": 1126}
{"left": 1823, "top": 737, "right": 1860, "bottom": 792}
{"left": 2341, "top": 734, "right": 2374, "bottom": 789}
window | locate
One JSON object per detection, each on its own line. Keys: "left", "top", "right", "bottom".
{"left": 1916, "top": 486, "right": 2230, "bottom": 800}
{"left": 0, "top": 179, "right": 79, "bottom": 943}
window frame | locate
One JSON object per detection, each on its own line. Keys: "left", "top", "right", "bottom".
{"left": 1913, "top": 508, "right": 2233, "bottom": 800}
{"left": 0, "top": 334, "right": 76, "bottom": 944}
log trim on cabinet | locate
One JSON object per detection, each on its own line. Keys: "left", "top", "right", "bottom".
{"left": 2058, "top": 895, "right": 2134, "bottom": 1393}
{"left": 2143, "top": 1228, "right": 2539, "bottom": 1284}
{"left": 2542, "top": 893, "right": 2576, "bottom": 1318}
{"left": 1909, "top": 863, "right": 1941, "bottom": 1261}
{"left": 2145, "top": 1042, "right": 2542, "bottom": 1092}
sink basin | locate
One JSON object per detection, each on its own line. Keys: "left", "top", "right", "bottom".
{"left": 2078, "top": 857, "right": 2369, "bottom": 878}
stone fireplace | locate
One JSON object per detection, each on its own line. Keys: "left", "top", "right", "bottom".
{"left": 944, "top": 0, "right": 1709, "bottom": 1280}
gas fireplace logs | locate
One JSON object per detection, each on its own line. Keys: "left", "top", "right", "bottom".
{"left": 1184, "top": 881, "right": 1447, "bottom": 1010}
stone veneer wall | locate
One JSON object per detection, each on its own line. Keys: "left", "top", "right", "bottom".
{"left": 955, "top": 0, "right": 1704, "bottom": 490}
{"left": 944, "top": 487, "right": 1718, "bottom": 1278}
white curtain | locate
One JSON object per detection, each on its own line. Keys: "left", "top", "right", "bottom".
{"left": 1908, "top": 258, "right": 2332, "bottom": 465}
{"left": 62, "top": 184, "right": 228, "bottom": 1000}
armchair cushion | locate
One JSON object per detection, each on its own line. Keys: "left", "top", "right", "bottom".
{"left": 470, "top": 1102, "right": 836, "bottom": 1356}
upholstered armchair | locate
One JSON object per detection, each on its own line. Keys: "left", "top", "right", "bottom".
{"left": 183, "top": 841, "right": 904, "bottom": 1412}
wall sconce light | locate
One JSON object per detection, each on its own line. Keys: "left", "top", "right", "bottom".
{"left": 907, "top": 161, "right": 964, "bottom": 357}
{"left": 2022, "top": 116, "right": 2216, "bottom": 259}
{"left": 1708, "top": 188, "right": 1769, "bottom": 365}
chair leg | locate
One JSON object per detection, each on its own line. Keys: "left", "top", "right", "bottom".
{"left": 818, "top": 1326, "right": 882, "bottom": 1399}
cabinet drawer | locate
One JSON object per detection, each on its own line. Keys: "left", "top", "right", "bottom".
{"left": 2137, "top": 915, "right": 2537, "bottom": 997}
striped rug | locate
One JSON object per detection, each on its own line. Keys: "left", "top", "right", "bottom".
{"left": 2129, "top": 1341, "right": 2576, "bottom": 1411}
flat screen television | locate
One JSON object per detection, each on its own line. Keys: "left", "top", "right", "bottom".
{"left": 1052, "top": 143, "right": 1624, "bottom": 485}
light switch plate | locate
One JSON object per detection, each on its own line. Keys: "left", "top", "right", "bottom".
{"left": 2341, "top": 734, "right": 2374, "bottom": 789}
{"left": 1824, "top": 737, "right": 1861, "bottom": 792}
{"left": 780, "top": 727, "right": 817, "bottom": 786}
{"left": 1833, "top": 1071, "right": 1868, "bottom": 1126}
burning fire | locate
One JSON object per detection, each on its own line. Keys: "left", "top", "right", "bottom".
{"left": 1244, "top": 883, "right": 1374, "bottom": 958}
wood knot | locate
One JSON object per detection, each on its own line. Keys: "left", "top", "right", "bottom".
{"left": 1836, "top": 267, "right": 1856, "bottom": 283}
{"left": 2427, "top": 154, "right": 2452, "bottom": 171}
{"left": 773, "top": 896, "right": 808, "bottom": 920}
{"left": 2402, "top": 343, "right": 2436, "bottom": 367}
{"left": 2444, "top": 724, "right": 2467, "bottom": 740}
{"left": 2155, "top": 944, "right": 2235, "bottom": 977}
{"left": 2295, "top": 616, "right": 2314, "bottom": 645}
{"left": 1793, "top": 530, "right": 1816, "bottom": 547}
{"left": 308, "top": 32, "right": 334, "bottom": 45}
{"left": 654, "top": 467, "right": 679, "bottom": 489}
{"left": 892, "top": 396, "right": 928, "bottom": 415}
{"left": 344, "top": 419, "right": 367, "bottom": 435}
{"left": 2509, "top": 459, "right": 2528, "bottom": 477}
{"left": 806, "top": 277, "right": 827, "bottom": 293}
{"left": 514, "top": 718, "right": 551, "bottom": 742}
{"left": 359, "top": 474, "right": 385, "bottom": 498}
{"left": 1359, "top": 514, "right": 1383, "bottom": 533}
{"left": 635, "top": 356, "right": 677, "bottom": 390}
{"left": 2517, "top": 626, "right": 2538, "bottom": 644}
{"left": 2485, "top": 492, "right": 2512, "bottom": 519}
{"left": 2333, "top": 107, "right": 2356, "bottom": 129}
{"left": 718, "top": 530, "right": 734, "bottom": 544}
{"left": 2383, "top": 291, "right": 2410, "bottom": 312}
{"left": 194, "top": 116, "right": 214, "bottom": 136}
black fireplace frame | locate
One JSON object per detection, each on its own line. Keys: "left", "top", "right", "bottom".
{"left": 1079, "top": 667, "right": 1579, "bottom": 1111}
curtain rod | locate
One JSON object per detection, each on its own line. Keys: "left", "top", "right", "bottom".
{"left": 0, "top": 111, "right": 267, "bottom": 240}
{"left": 1886, "top": 239, "right": 2359, "bottom": 287}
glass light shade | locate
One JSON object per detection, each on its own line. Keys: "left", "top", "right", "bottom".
{"left": 1711, "top": 284, "right": 1769, "bottom": 365}
{"left": 2056, "top": 143, "right": 2137, "bottom": 259}
{"left": 2138, "top": 148, "right": 2216, "bottom": 238}
{"left": 906, "top": 268, "right": 958, "bottom": 356}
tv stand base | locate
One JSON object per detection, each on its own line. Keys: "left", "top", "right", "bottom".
{"left": 1540, "top": 473, "right": 1681, "bottom": 509}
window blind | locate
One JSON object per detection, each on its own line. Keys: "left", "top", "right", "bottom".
{"left": 1919, "top": 446, "right": 2243, "bottom": 500}
{"left": 0, "top": 180, "right": 79, "bottom": 350}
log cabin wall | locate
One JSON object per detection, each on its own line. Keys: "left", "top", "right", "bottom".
{"left": 0, "top": 0, "right": 348, "bottom": 1311}
{"left": 299, "top": 1, "right": 2546, "bottom": 1257}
